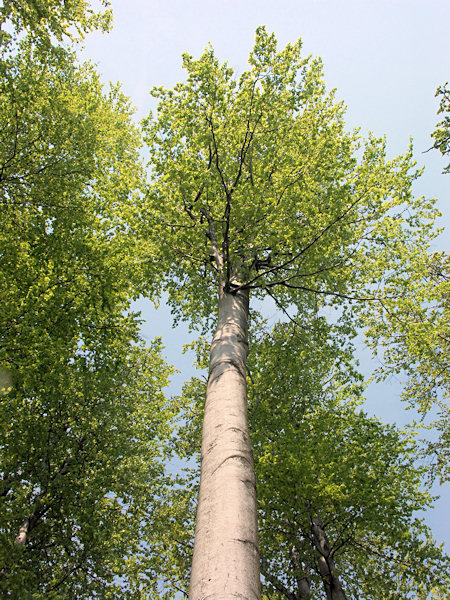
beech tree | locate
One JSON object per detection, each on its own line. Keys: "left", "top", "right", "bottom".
{"left": 141, "top": 28, "right": 439, "bottom": 598}
{"left": 248, "top": 322, "right": 450, "bottom": 600}
{"left": 0, "top": 32, "right": 174, "bottom": 599}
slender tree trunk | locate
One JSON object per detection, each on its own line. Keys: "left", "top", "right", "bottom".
{"left": 14, "top": 516, "right": 31, "bottom": 546}
{"left": 261, "top": 550, "right": 310, "bottom": 600}
{"left": 291, "top": 547, "right": 312, "bottom": 600}
{"left": 297, "top": 577, "right": 312, "bottom": 600}
{"left": 13, "top": 457, "right": 72, "bottom": 547}
{"left": 310, "top": 517, "right": 347, "bottom": 600}
{"left": 14, "top": 504, "right": 44, "bottom": 547}
{"left": 189, "top": 285, "right": 261, "bottom": 600}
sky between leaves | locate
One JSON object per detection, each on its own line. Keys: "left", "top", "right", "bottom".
{"left": 80, "top": 0, "right": 450, "bottom": 550}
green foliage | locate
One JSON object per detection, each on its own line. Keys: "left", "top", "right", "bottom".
{"left": 0, "top": 336, "right": 173, "bottom": 599}
{"left": 362, "top": 249, "right": 449, "bottom": 481}
{"left": 0, "top": 0, "right": 112, "bottom": 46}
{"left": 1, "top": 16, "right": 445, "bottom": 596}
{"left": 0, "top": 35, "right": 173, "bottom": 599}
{"left": 249, "top": 323, "right": 449, "bottom": 599}
{"left": 141, "top": 26, "right": 437, "bottom": 332}
{"left": 431, "top": 83, "right": 450, "bottom": 174}
{"left": 0, "top": 39, "right": 144, "bottom": 384}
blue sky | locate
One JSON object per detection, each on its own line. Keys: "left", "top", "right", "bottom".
{"left": 82, "top": 0, "right": 449, "bottom": 551}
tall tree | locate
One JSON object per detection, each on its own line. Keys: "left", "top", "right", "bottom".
{"left": 0, "top": 37, "right": 174, "bottom": 598}
{"left": 141, "top": 28, "right": 439, "bottom": 598}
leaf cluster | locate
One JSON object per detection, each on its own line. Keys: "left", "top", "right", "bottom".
{"left": 0, "top": 26, "right": 174, "bottom": 600}
{"left": 0, "top": 0, "right": 112, "bottom": 48}
{"left": 141, "top": 27, "right": 438, "bottom": 336}
{"left": 361, "top": 248, "right": 449, "bottom": 482}
{"left": 431, "top": 82, "right": 450, "bottom": 174}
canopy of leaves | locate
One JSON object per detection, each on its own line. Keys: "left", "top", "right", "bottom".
{"left": 141, "top": 26, "right": 438, "bottom": 333}
{"left": 0, "top": 337, "right": 173, "bottom": 599}
{"left": 361, "top": 247, "right": 449, "bottom": 482}
{"left": 0, "top": 39, "right": 174, "bottom": 599}
{"left": 0, "top": 0, "right": 112, "bottom": 47}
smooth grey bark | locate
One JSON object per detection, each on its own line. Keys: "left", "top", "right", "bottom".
{"left": 310, "top": 517, "right": 347, "bottom": 600}
{"left": 13, "top": 457, "right": 72, "bottom": 546}
{"left": 189, "top": 285, "right": 261, "bottom": 600}
{"left": 297, "top": 577, "right": 312, "bottom": 600}
{"left": 14, "top": 516, "right": 31, "bottom": 546}
{"left": 291, "top": 547, "right": 312, "bottom": 600}
{"left": 14, "top": 508, "right": 42, "bottom": 546}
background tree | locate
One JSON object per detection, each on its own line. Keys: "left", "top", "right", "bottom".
{"left": 0, "top": 334, "right": 172, "bottom": 599}
{"left": 141, "top": 27, "right": 439, "bottom": 598}
{"left": 0, "top": 0, "right": 112, "bottom": 46}
{"left": 0, "top": 30, "right": 174, "bottom": 599}
{"left": 248, "top": 321, "right": 449, "bottom": 600}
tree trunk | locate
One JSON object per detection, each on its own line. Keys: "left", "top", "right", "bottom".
{"left": 14, "top": 516, "right": 31, "bottom": 546}
{"left": 297, "top": 577, "right": 312, "bottom": 600}
{"left": 291, "top": 548, "right": 312, "bottom": 600}
{"left": 13, "top": 458, "right": 72, "bottom": 547}
{"left": 189, "top": 286, "right": 261, "bottom": 600}
{"left": 310, "top": 517, "right": 347, "bottom": 600}
{"left": 14, "top": 504, "right": 43, "bottom": 547}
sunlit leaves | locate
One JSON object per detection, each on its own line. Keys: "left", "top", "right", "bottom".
{"left": 0, "top": 36, "right": 172, "bottom": 599}
{"left": 0, "top": 0, "right": 112, "bottom": 47}
{"left": 249, "top": 321, "right": 450, "bottom": 599}
{"left": 141, "top": 27, "right": 438, "bottom": 337}
{"left": 431, "top": 83, "right": 450, "bottom": 174}
{"left": 362, "top": 249, "right": 449, "bottom": 482}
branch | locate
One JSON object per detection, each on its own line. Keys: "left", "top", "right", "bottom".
{"left": 173, "top": 583, "right": 189, "bottom": 598}
{"left": 261, "top": 556, "right": 297, "bottom": 600}
{"left": 282, "top": 282, "right": 377, "bottom": 301}
{"left": 199, "top": 206, "right": 223, "bottom": 277}
{"left": 265, "top": 289, "right": 308, "bottom": 330}
{"left": 233, "top": 191, "right": 369, "bottom": 292}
